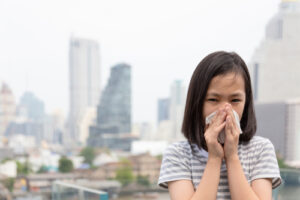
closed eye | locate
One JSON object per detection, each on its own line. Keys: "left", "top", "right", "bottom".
{"left": 232, "top": 99, "right": 241, "bottom": 102}
{"left": 207, "top": 98, "right": 218, "bottom": 102}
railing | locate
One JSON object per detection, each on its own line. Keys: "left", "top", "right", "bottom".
{"left": 272, "top": 168, "right": 300, "bottom": 200}
{"left": 52, "top": 181, "right": 109, "bottom": 200}
{"left": 51, "top": 168, "right": 300, "bottom": 200}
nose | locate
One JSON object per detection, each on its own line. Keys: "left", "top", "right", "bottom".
{"left": 218, "top": 102, "right": 231, "bottom": 111}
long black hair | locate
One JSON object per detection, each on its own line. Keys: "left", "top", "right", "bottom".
{"left": 181, "top": 51, "right": 256, "bottom": 149}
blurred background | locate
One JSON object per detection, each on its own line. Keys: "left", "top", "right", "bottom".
{"left": 0, "top": 0, "right": 299, "bottom": 199}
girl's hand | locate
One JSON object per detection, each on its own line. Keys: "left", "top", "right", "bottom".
{"left": 224, "top": 105, "right": 240, "bottom": 161}
{"left": 204, "top": 109, "right": 227, "bottom": 160}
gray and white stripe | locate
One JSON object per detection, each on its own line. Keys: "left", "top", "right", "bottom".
{"left": 158, "top": 136, "right": 281, "bottom": 200}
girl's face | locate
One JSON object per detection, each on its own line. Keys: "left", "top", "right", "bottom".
{"left": 203, "top": 72, "right": 246, "bottom": 121}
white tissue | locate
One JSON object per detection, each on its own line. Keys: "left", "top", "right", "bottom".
{"left": 205, "top": 110, "right": 243, "bottom": 144}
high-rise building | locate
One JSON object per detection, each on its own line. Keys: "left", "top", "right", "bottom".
{"left": 5, "top": 121, "right": 43, "bottom": 143}
{"left": 43, "top": 110, "right": 65, "bottom": 145}
{"left": 255, "top": 99, "right": 300, "bottom": 165}
{"left": 5, "top": 91, "right": 45, "bottom": 144}
{"left": 169, "top": 80, "right": 186, "bottom": 141}
{"left": 248, "top": 0, "right": 300, "bottom": 166}
{"left": 132, "top": 122, "right": 154, "bottom": 140}
{"left": 68, "top": 37, "right": 101, "bottom": 145}
{"left": 0, "top": 83, "right": 16, "bottom": 136}
{"left": 88, "top": 63, "right": 133, "bottom": 151}
{"left": 157, "top": 98, "right": 170, "bottom": 124}
{"left": 18, "top": 92, "right": 45, "bottom": 122}
{"left": 155, "top": 81, "right": 186, "bottom": 142}
{"left": 249, "top": 0, "right": 300, "bottom": 102}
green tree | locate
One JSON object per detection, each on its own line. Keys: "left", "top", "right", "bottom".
{"left": 37, "top": 165, "right": 48, "bottom": 173}
{"left": 156, "top": 154, "right": 162, "bottom": 161}
{"left": 115, "top": 162, "right": 134, "bottom": 186}
{"left": 1, "top": 158, "right": 12, "bottom": 164}
{"left": 58, "top": 156, "right": 74, "bottom": 173}
{"left": 1, "top": 178, "right": 15, "bottom": 192}
{"left": 277, "top": 156, "right": 292, "bottom": 169}
{"left": 80, "top": 147, "right": 96, "bottom": 166}
{"left": 136, "top": 175, "right": 150, "bottom": 186}
{"left": 16, "top": 161, "right": 32, "bottom": 175}
{"left": 276, "top": 153, "right": 294, "bottom": 169}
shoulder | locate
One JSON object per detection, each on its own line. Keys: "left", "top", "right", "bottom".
{"left": 245, "top": 137, "right": 282, "bottom": 188}
{"left": 165, "top": 140, "right": 192, "bottom": 153}
{"left": 243, "top": 136, "right": 275, "bottom": 152}
{"left": 163, "top": 140, "right": 192, "bottom": 160}
{"left": 249, "top": 135, "right": 272, "bottom": 146}
{"left": 159, "top": 140, "right": 193, "bottom": 188}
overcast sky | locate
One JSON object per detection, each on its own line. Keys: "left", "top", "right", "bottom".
{"left": 0, "top": 0, "right": 281, "bottom": 124}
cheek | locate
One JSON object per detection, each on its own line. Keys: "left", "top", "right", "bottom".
{"left": 202, "top": 103, "right": 215, "bottom": 118}
{"left": 235, "top": 104, "right": 245, "bottom": 120}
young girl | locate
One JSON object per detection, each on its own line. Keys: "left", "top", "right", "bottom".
{"left": 158, "top": 51, "right": 281, "bottom": 200}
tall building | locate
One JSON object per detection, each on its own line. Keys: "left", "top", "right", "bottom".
{"left": 88, "top": 63, "right": 133, "bottom": 151}
{"left": 18, "top": 92, "right": 45, "bottom": 122}
{"left": 169, "top": 80, "right": 186, "bottom": 141}
{"left": 68, "top": 37, "right": 101, "bottom": 145}
{"left": 5, "top": 92, "right": 45, "bottom": 144}
{"left": 248, "top": 0, "right": 300, "bottom": 165}
{"left": 132, "top": 122, "right": 154, "bottom": 140}
{"left": 255, "top": 99, "right": 300, "bottom": 165}
{"left": 43, "top": 110, "right": 65, "bottom": 145}
{"left": 249, "top": 0, "right": 300, "bottom": 102}
{"left": 0, "top": 83, "right": 16, "bottom": 136}
{"left": 155, "top": 81, "right": 186, "bottom": 142}
{"left": 157, "top": 98, "right": 170, "bottom": 124}
{"left": 5, "top": 121, "right": 43, "bottom": 143}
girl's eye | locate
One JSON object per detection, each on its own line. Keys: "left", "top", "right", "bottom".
{"left": 208, "top": 98, "right": 218, "bottom": 102}
{"left": 232, "top": 99, "right": 241, "bottom": 102}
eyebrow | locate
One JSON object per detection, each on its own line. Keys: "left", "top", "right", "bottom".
{"left": 206, "top": 92, "right": 245, "bottom": 97}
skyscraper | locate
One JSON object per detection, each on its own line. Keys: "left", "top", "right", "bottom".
{"left": 155, "top": 80, "right": 186, "bottom": 142}
{"left": 249, "top": 0, "right": 300, "bottom": 102}
{"left": 255, "top": 99, "right": 300, "bottom": 164}
{"left": 68, "top": 37, "right": 101, "bottom": 144}
{"left": 157, "top": 98, "right": 170, "bottom": 124}
{"left": 249, "top": 0, "right": 300, "bottom": 165}
{"left": 0, "top": 83, "right": 16, "bottom": 136}
{"left": 18, "top": 92, "right": 45, "bottom": 122}
{"left": 6, "top": 91, "right": 45, "bottom": 144}
{"left": 88, "top": 63, "right": 132, "bottom": 151}
{"left": 169, "top": 80, "right": 186, "bottom": 141}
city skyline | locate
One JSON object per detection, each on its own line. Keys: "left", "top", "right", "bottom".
{"left": 0, "top": 0, "right": 283, "bottom": 123}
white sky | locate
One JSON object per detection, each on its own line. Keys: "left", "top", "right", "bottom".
{"left": 0, "top": 0, "right": 281, "bottom": 124}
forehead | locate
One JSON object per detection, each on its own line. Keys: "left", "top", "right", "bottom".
{"left": 207, "top": 73, "right": 245, "bottom": 95}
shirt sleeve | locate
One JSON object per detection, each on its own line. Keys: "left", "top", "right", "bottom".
{"left": 250, "top": 138, "right": 282, "bottom": 189}
{"left": 158, "top": 142, "right": 192, "bottom": 189}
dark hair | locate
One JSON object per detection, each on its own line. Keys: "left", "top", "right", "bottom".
{"left": 181, "top": 51, "right": 256, "bottom": 150}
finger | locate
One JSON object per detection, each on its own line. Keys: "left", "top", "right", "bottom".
{"left": 225, "top": 105, "right": 234, "bottom": 118}
{"left": 208, "top": 112, "right": 217, "bottom": 128}
{"left": 210, "top": 110, "right": 220, "bottom": 124}
{"left": 215, "top": 109, "right": 226, "bottom": 126}
{"left": 227, "top": 116, "right": 240, "bottom": 139}
{"left": 216, "top": 121, "right": 226, "bottom": 132}
{"left": 206, "top": 121, "right": 226, "bottom": 139}
{"left": 209, "top": 111, "right": 218, "bottom": 124}
{"left": 225, "top": 106, "right": 238, "bottom": 129}
{"left": 225, "top": 116, "right": 233, "bottom": 135}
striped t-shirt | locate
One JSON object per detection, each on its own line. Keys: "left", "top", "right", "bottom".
{"left": 158, "top": 136, "right": 281, "bottom": 199}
